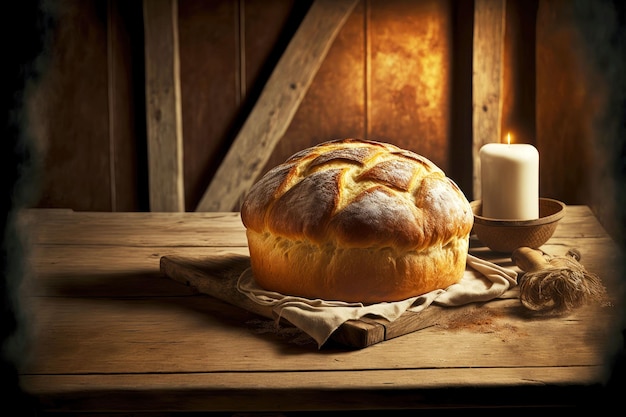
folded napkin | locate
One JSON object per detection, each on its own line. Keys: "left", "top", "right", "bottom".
{"left": 237, "top": 254, "right": 518, "bottom": 348}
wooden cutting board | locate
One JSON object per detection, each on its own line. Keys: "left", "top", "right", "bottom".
{"left": 160, "top": 254, "right": 497, "bottom": 349}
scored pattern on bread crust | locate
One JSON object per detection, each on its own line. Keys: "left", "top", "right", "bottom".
{"left": 241, "top": 138, "right": 473, "bottom": 250}
{"left": 240, "top": 138, "right": 474, "bottom": 303}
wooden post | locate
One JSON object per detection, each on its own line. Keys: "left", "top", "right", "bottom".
{"left": 472, "top": 0, "right": 506, "bottom": 200}
{"left": 143, "top": 0, "right": 185, "bottom": 212}
{"left": 195, "top": 0, "right": 359, "bottom": 212}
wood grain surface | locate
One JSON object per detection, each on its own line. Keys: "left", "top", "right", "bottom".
{"left": 196, "top": 0, "right": 359, "bottom": 212}
{"left": 143, "top": 0, "right": 185, "bottom": 212}
{"left": 16, "top": 206, "right": 624, "bottom": 412}
{"left": 472, "top": 0, "right": 506, "bottom": 199}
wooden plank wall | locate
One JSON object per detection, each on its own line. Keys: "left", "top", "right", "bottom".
{"left": 471, "top": 0, "right": 506, "bottom": 200}
{"left": 143, "top": 0, "right": 185, "bottom": 212}
{"left": 536, "top": 0, "right": 625, "bottom": 242}
{"left": 29, "top": 0, "right": 471, "bottom": 212}
{"left": 195, "top": 0, "right": 359, "bottom": 212}
{"left": 26, "top": 0, "right": 624, "bottom": 238}
{"left": 29, "top": 0, "right": 148, "bottom": 212}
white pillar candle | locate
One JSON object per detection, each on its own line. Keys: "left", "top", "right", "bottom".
{"left": 479, "top": 138, "right": 539, "bottom": 220}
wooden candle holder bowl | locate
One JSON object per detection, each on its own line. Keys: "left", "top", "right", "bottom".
{"left": 470, "top": 198, "right": 566, "bottom": 253}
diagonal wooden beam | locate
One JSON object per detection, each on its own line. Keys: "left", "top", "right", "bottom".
{"left": 472, "top": 0, "right": 506, "bottom": 200}
{"left": 143, "top": 0, "right": 185, "bottom": 212}
{"left": 195, "top": 0, "right": 359, "bottom": 212}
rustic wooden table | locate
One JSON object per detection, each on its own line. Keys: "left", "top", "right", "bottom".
{"left": 15, "top": 207, "right": 625, "bottom": 414}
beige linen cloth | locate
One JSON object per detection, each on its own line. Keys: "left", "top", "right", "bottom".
{"left": 237, "top": 254, "right": 518, "bottom": 348}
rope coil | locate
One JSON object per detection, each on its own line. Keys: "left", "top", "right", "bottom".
{"left": 512, "top": 247, "right": 607, "bottom": 314}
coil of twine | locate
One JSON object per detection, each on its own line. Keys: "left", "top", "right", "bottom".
{"left": 511, "top": 247, "right": 608, "bottom": 314}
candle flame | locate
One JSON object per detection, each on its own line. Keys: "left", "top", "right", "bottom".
{"left": 506, "top": 133, "right": 511, "bottom": 145}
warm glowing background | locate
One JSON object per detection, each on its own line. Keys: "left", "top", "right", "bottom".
{"left": 26, "top": 0, "right": 625, "bottom": 241}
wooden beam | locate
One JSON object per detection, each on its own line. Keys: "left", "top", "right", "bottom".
{"left": 472, "top": 0, "right": 506, "bottom": 200}
{"left": 143, "top": 0, "right": 185, "bottom": 212}
{"left": 195, "top": 0, "right": 359, "bottom": 212}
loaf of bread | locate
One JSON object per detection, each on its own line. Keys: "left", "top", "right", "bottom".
{"left": 240, "top": 138, "right": 473, "bottom": 303}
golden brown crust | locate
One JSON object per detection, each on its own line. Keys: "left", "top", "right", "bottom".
{"left": 246, "top": 230, "right": 469, "bottom": 303}
{"left": 241, "top": 138, "right": 474, "bottom": 303}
